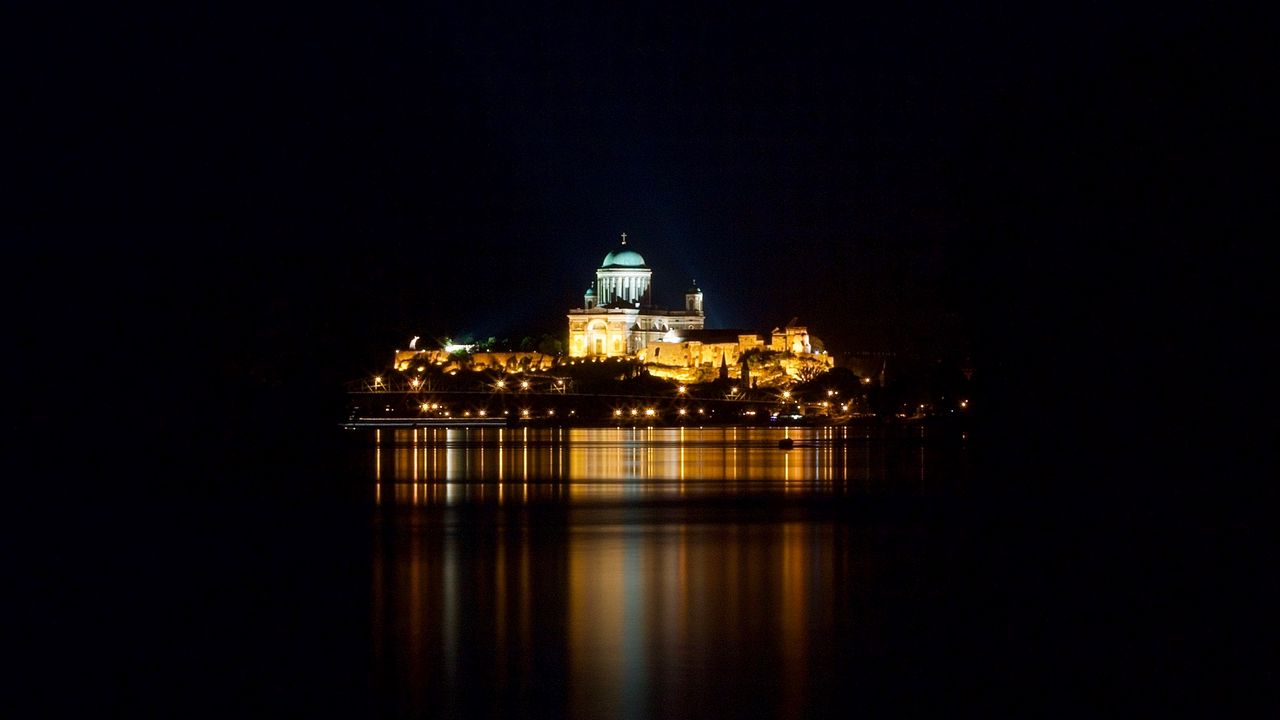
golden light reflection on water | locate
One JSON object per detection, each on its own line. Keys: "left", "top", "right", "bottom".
{"left": 560, "top": 519, "right": 829, "bottom": 717}
{"left": 372, "top": 511, "right": 854, "bottom": 719}
{"left": 368, "top": 425, "right": 969, "bottom": 717}
{"left": 368, "top": 426, "right": 931, "bottom": 505}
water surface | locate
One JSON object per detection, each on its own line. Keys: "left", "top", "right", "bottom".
{"left": 368, "top": 426, "right": 976, "bottom": 718}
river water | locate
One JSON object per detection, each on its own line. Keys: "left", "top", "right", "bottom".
{"left": 22, "top": 414, "right": 1264, "bottom": 716}
{"left": 27, "top": 423, "right": 1039, "bottom": 717}
{"left": 365, "top": 426, "right": 978, "bottom": 718}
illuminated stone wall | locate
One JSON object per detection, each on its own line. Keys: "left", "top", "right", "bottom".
{"left": 638, "top": 326, "right": 832, "bottom": 387}
{"left": 767, "top": 328, "right": 811, "bottom": 353}
{"left": 393, "top": 349, "right": 557, "bottom": 372}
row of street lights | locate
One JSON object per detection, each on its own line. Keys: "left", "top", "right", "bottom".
{"left": 372, "top": 374, "right": 861, "bottom": 405}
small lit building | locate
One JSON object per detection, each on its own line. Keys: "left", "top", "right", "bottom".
{"left": 566, "top": 234, "right": 705, "bottom": 357}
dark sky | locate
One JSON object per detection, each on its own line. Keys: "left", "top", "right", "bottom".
{"left": 13, "top": 3, "right": 1265, "bottom": 421}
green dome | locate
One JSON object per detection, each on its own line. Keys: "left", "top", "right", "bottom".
{"left": 602, "top": 249, "right": 648, "bottom": 268}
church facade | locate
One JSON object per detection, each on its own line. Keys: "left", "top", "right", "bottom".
{"left": 566, "top": 234, "right": 705, "bottom": 357}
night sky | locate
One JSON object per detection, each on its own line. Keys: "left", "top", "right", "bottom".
{"left": 13, "top": 4, "right": 1265, "bottom": 455}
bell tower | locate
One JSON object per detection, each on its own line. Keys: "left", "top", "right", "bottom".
{"left": 685, "top": 279, "right": 703, "bottom": 315}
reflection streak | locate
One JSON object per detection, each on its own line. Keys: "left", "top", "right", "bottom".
{"left": 372, "top": 427, "right": 968, "bottom": 506}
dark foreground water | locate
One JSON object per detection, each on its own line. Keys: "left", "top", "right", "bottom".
{"left": 367, "top": 426, "right": 972, "bottom": 718}
{"left": 18, "top": 423, "right": 1267, "bottom": 717}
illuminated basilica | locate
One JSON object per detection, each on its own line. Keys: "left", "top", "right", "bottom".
{"left": 392, "top": 233, "right": 831, "bottom": 386}
{"left": 567, "top": 234, "right": 705, "bottom": 357}
{"left": 567, "top": 234, "right": 832, "bottom": 384}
